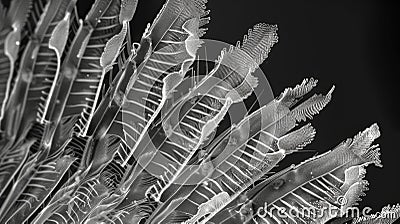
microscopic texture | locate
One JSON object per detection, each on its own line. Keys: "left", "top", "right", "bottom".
{"left": 0, "top": 0, "right": 397, "bottom": 224}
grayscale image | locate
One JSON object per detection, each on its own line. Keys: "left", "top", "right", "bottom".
{"left": 0, "top": 0, "right": 398, "bottom": 223}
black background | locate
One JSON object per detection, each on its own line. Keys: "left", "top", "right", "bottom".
{"left": 126, "top": 0, "right": 400, "bottom": 212}
{"left": 3, "top": 0, "right": 398, "bottom": 215}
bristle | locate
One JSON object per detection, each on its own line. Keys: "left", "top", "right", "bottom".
{"left": 290, "top": 85, "right": 334, "bottom": 122}
{"left": 278, "top": 78, "right": 318, "bottom": 106}
{"left": 347, "top": 124, "right": 382, "bottom": 167}
{"left": 240, "top": 23, "right": 278, "bottom": 66}
{"left": 350, "top": 123, "right": 380, "bottom": 152}
{"left": 278, "top": 123, "right": 316, "bottom": 153}
{"left": 362, "top": 145, "right": 382, "bottom": 167}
